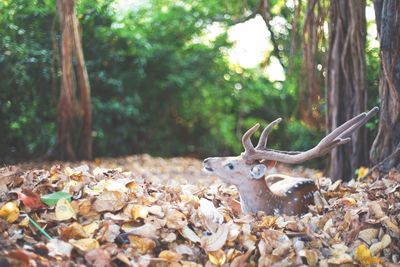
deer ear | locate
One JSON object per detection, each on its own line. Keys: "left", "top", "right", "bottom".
{"left": 260, "top": 160, "right": 277, "bottom": 169}
{"left": 250, "top": 164, "right": 266, "bottom": 179}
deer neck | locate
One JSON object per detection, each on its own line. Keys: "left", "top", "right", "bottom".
{"left": 237, "top": 177, "right": 282, "bottom": 214}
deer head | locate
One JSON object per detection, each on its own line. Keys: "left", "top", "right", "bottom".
{"left": 203, "top": 107, "right": 379, "bottom": 215}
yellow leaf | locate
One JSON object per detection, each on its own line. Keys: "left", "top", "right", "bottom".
{"left": 0, "top": 202, "right": 20, "bottom": 223}
{"left": 128, "top": 235, "right": 155, "bottom": 254}
{"left": 70, "top": 238, "right": 99, "bottom": 252}
{"left": 19, "top": 216, "right": 29, "bottom": 227}
{"left": 357, "top": 167, "right": 369, "bottom": 180}
{"left": 257, "top": 216, "right": 277, "bottom": 229}
{"left": 55, "top": 198, "right": 76, "bottom": 221}
{"left": 131, "top": 205, "right": 148, "bottom": 220}
{"left": 354, "top": 244, "right": 383, "bottom": 266}
{"left": 208, "top": 249, "right": 226, "bottom": 266}
{"left": 83, "top": 221, "right": 100, "bottom": 237}
{"left": 159, "top": 250, "right": 182, "bottom": 262}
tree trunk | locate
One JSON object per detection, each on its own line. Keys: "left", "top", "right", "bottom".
{"left": 327, "top": 0, "right": 367, "bottom": 180}
{"left": 370, "top": 0, "right": 400, "bottom": 172}
{"left": 56, "top": 0, "right": 92, "bottom": 161}
{"left": 72, "top": 7, "right": 92, "bottom": 159}
{"left": 301, "top": 0, "right": 327, "bottom": 128}
{"left": 57, "top": 0, "right": 77, "bottom": 161}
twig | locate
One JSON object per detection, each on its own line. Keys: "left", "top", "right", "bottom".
{"left": 24, "top": 214, "right": 53, "bottom": 240}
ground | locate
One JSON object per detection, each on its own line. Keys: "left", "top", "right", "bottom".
{"left": 0, "top": 155, "right": 399, "bottom": 266}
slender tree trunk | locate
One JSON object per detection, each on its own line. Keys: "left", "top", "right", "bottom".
{"left": 71, "top": 7, "right": 92, "bottom": 159}
{"left": 370, "top": 0, "right": 400, "bottom": 172}
{"left": 301, "top": 0, "right": 327, "bottom": 127}
{"left": 56, "top": 0, "right": 92, "bottom": 161}
{"left": 327, "top": 0, "right": 367, "bottom": 180}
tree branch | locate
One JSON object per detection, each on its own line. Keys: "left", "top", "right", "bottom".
{"left": 259, "top": 0, "right": 286, "bottom": 69}
{"left": 212, "top": 5, "right": 261, "bottom": 26}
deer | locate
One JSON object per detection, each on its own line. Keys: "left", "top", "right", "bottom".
{"left": 203, "top": 107, "right": 379, "bottom": 216}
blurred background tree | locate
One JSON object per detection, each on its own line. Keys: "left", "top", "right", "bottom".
{"left": 0, "top": 0, "right": 389, "bottom": 179}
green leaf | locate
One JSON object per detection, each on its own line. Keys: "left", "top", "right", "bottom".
{"left": 41, "top": 192, "right": 72, "bottom": 206}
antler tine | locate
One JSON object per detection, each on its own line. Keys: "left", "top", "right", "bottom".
{"left": 255, "top": 118, "right": 282, "bottom": 150}
{"left": 241, "top": 123, "right": 260, "bottom": 155}
{"left": 318, "top": 112, "right": 367, "bottom": 146}
{"left": 340, "top": 107, "right": 379, "bottom": 139}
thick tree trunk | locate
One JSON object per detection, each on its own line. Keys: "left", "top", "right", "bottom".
{"left": 56, "top": 0, "right": 92, "bottom": 161}
{"left": 370, "top": 0, "right": 400, "bottom": 172}
{"left": 327, "top": 0, "right": 367, "bottom": 180}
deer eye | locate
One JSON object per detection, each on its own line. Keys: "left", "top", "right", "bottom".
{"left": 225, "top": 163, "right": 234, "bottom": 170}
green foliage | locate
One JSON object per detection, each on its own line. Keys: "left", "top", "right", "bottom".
{"left": 0, "top": 0, "right": 380, "bottom": 165}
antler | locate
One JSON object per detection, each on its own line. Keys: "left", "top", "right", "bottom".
{"left": 241, "top": 106, "right": 379, "bottom": 164}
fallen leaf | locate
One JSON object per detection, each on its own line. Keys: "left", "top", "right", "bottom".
{"left": 354, "top": 244, "right": 383, "bottom": 266}
{"left": 60, "top": 222, "right": 88, "bottom": 240}
{"left": 131, "top": 205, "right": 149, "bottom": 220}
{"left": 0, "top": 202, "right": 20, "bottom": 223}
{"left": 230, "top": 248, "right": 253, "bottom": 267}
{"left": 166, "top": 209, "right": 187, "bottom": 229}
{"left": 159, "top": 250, "right": 182, "bottom": 262}
{"left": 70, "top": 238, "right": 100, "bottom": 252}
{"left": 208, "top": 249, "right": 226, "bottom": 266}
{"left": 18, "top": 189, "right": 44, "bottom": 209}
{"left": 128, "top": 235, "right": 155, "bottom": 254}
{"left": 47, "top": 238, "right": 74, "bottom": 257}
{"left": 201, "top": 223, "right": 229, "bottom": 252}
{"left": 92, "top": 190, "right": 127, "bottom": 212}
{"left": 55, "top": 198, "right": 76, "bottom": 221}
{"left": 124, "top": 224, "right": 158, "bottom": 239}
{"left": 41, "top": 191, "right": 72, "bottom": 206}
{"left": 85, "top": 248, "right": 112, "bottom": 267}
{"left": 180, "top": 226, "right": 201, "bottom": 243}
{"left": 370, "top": 234, "right": 391, "bottom": 256}
{"left": 358, "top": 228, "right": 379, "bottom": 245}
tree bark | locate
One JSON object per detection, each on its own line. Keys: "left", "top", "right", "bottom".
{"left": 56, "top": 0, "right": 92, "bottom": 161}
{"left": 370, "top": 0, "right": 400, "bottom": 172}
{"left": 301, "top": 0, "right": 327, "bottom": 127}
{"left": 327, "top": 0, "right": 367, "bottom": 180}
{"left": 71, "top": 7, "right": 92, "bottom": 160}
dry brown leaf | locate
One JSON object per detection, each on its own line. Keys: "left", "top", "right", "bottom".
{"left": 60, "top": 222, "right": 88, "bottom": 240}
{"left": 166, "top": 208, "right": 187, "bottom": 229}
{"left": 159, "top": 250, "right": 182, "bottom": 262}
{"left": 70, "top": 238, "right": 100, "bottom": 252}
{"left": 230, "top": 248, "right": 254, "bottom": 267}
{"left": 124, "top": 224, "right": 158, "bottom": 239}
{"left": 201, "top": 223, "right": 229, "bottom": 252}
{"left": 131, "top": 205, "right": 149, "bottom": 220}
{"left": 207, "top": 249, "right": 226, "bottom": 266}
{"left": 85, "top": 249, "right": 112, "bottom": 267}
{"left": 370, "top": 234, "right": 391, "bottom": 256}
{"left": 47, "top": 238, "right": 74, "bottom": 257}
{"left": 358, "top": 228, "right": 379, "bottom": 245}
{"left": 128, "top": 235, "right": 155, "bottom": 254}
{"left": 92, "top": 190, "right": 127, "bottom": 212}
{"left": 180, "top": 226, "right": 201, "bottom": 243}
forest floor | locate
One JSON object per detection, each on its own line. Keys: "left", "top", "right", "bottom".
{"left": 0, "top": 155, "right": 399, "bottom": 266}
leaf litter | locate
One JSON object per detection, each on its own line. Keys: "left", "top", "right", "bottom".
{"left": 0, "top": 155, "right": 399, "bottom": 266}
